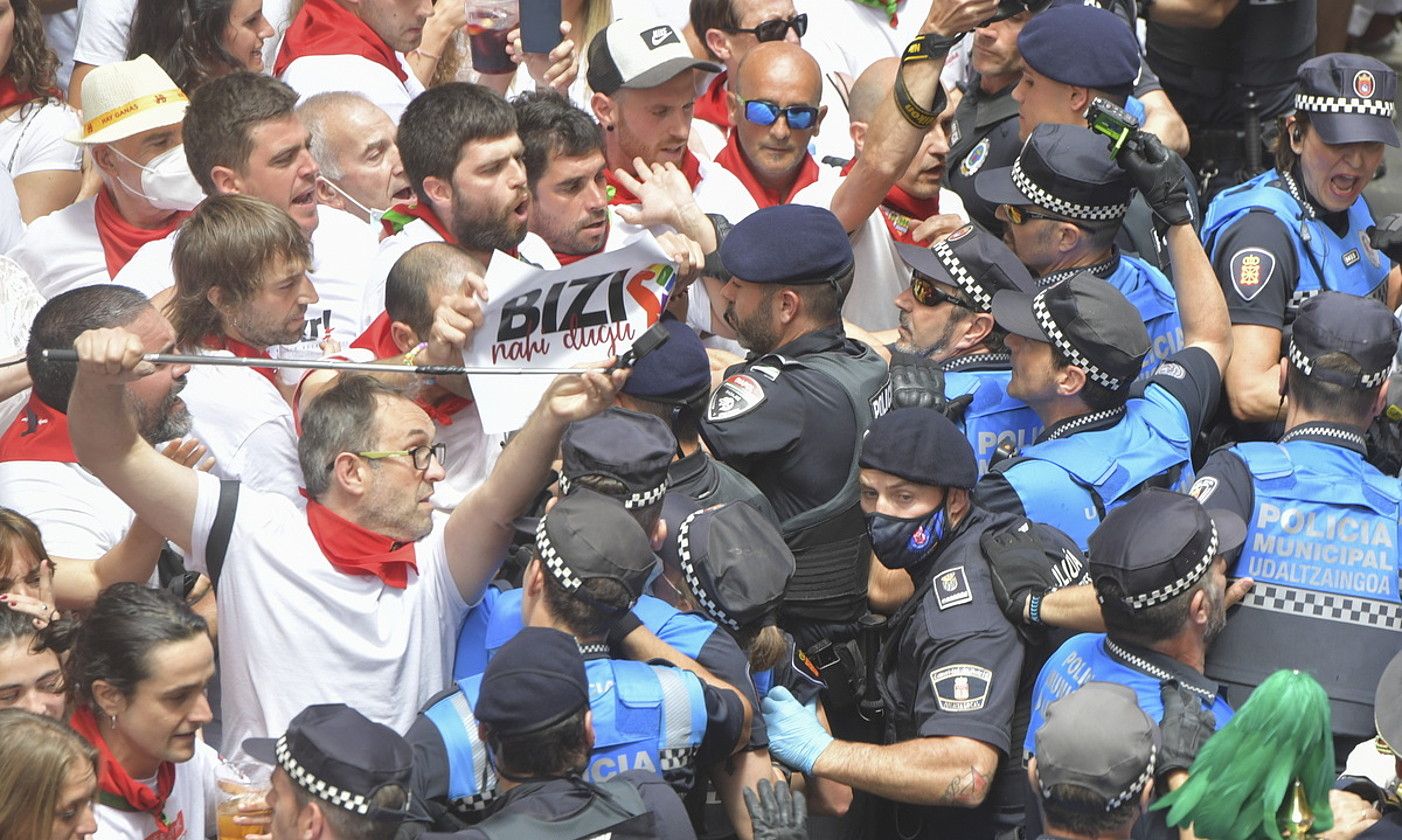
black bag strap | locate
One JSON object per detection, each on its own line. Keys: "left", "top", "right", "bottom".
{"left": 205, "top": 480, "right": 240, "bottom": 589}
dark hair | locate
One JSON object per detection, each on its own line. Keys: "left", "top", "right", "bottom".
{"left": 398, "top": 83, "right": 517, "bottom": 205}
{"left": 485, "top": 707, "right": 591, "bottom": 779}
{"left": 1040, "top": 782, "right": 1142, "bottom": 835}
{"left": 126, "top": 0, "right": 245, "bottom": 91}
{"left": 184, "top": 71, "right": 300, "bottom": 194}
{"left": 539, "top": 560, "right": 633, "bottom": 639}
{"left": 690, "top": 0, "right": 738, "bottom": 60}
{"left": 63, "top": 583, "right": 208, "bottom": 707}
{"left": 1052, "top": 349, "right": 1128, "bottom": 413}
{"left": 26, "top": 286, "right": 152, "bottom": 412}
{"left": 1095, "top": 575, "right": 1206, "bottom": 647}
{"left": 1286, "top": 351, "right": 1380, "bottom": 424}
{"left": 511, "top": 90, "right": 604, "bottom": 194}
{"left": 169, "top": 193, "right": 311, "bottom": 348}
{"left": 563, "top": 474, "right": 664, "bottom": 533}
{"left": 0, "top": 604, "right": 69, "bottom": 664}
{"left": 299, "top": 375, "right": 409, "bottom": 498}
{"left": 618, "top": 393, "right": 702, "bottom": 446}
{"left": 794, "top": 262, "right": 855, "bottom": 325}
{"left": 385, "top": 243, "right": 475, "bottom": 339}
{"left": 1275, "top": 112, "right": 1312, "bottom": 173}
{"left": 289, "top": 783, "right": 407, "bottom": 840}
{"left": 3, "top": 0, "right": 59, "bottom": 105}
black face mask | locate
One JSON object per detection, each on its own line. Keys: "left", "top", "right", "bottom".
{"left": 867, "top": 507, "right": 946, "bottom": 570}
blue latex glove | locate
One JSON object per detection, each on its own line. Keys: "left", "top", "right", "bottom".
{"left": 762, "top": 686, "right": 834, "bottom": 775}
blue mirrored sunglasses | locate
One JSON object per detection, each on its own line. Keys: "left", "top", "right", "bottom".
{"left": 742, "top": 99, "right": 820, "bottom": 131}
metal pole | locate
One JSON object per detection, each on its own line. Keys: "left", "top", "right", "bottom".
{"left": 40, "top": 349, "right": 594, "bottom": 376}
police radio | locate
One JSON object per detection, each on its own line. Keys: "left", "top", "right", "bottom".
{"left": 1086, "top": 98, "right": 1142, "bottom": 158}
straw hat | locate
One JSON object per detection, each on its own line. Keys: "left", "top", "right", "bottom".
{"left": 67, "top": 55, "right": 188, "bottom": 145}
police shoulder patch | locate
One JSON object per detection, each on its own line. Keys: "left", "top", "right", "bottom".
{"left": 930, "top": 664, "right": 992, "bottom": 712}
{"left": 1154, "top": 362, "right": 1187, "bottom": 381}
{"left": 1229, "top": 247, "right": 1276, "bottom": 301}
{"left": 959, "top": 138, "right": 991, "bottom": 177}
{"left": 707, "top": 374, "right": 767, "bottom": 422}
{"left": 934, "top": 565, "right": 973, "bottom": 610}
{"left": 1188, "top": 475, "right": 1218, "bottom": 503}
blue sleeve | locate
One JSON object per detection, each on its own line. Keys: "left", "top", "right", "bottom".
{"left": 453, "top": 586, "right": 500, "bottom": 681}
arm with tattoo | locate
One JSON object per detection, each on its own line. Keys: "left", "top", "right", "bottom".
{"left": 809, "top": 735, "right": 998, "bottom": 807}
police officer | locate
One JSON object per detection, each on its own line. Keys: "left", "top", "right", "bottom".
{"left": 612, "top": 316, "right": 777, "bottom": 523}
{"left": 1201, "top": 55, "right": 1402, "bottom": 441}
{"left": 763, "top": 407, "right": 1068, "bottom": 839}
{"left": 888, "top": 225, "right": 1043, "bottom": 474}
{"left": 977, "top": 124, "right": 1183, "bottom": 380}
{"left": 1336, "top": 651, "right": 1402, "bottom": 839}
{"left": 408, "top": 492, "right": 747, "bottom": 829}
{"left": 1192, "top": 292, "right": 1402, "bottom": 746}
{"left": 1023, "top": 489, "right": 1244, "bottom": 840}
{"left": 699, "top": 204, "right": 891, "bottom": 637}
{"left": 426, "top": 627, "right": 696, "bottom": 840}
{"left": 972, "top": 135, "right": 1232, "bottom": 550}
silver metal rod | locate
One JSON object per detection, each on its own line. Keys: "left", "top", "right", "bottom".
{"left": 40, "top": 349, "right": 593, "bottom": 376}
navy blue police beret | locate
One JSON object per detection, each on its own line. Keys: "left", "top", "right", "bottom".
{"left": 620, "top": 315, "right": 711, "bottom": 404}
{"left": 860, "top": 407, "right": 978, "bottom": 489}
{"left": 720, "top": 204, "right": 853, "bottom": 285}
{"left": 1018, "top": 5, "right": 1139, "bottom": 93}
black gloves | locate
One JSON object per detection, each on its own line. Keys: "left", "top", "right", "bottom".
{"left": 1367, "top": 214, "right": 1402, "bottom": 264}
{"left": 888, "top": 352, "right": 974, "bottom": 423}
{"left": 1157, "top": 680, "right": 1217, "bottom": 778}
{"left": 1118, "top": 133, "right": 1194, "bottom": 228}
{"left": 745, "top": 778, "right": 808, "bottom": 840}
{"left": 980, "top": 520, "right": 1087, "bottom": 640}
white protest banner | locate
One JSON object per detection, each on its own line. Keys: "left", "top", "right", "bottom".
{"left": 465, "top": 233, "right": 677, "bottom": 434}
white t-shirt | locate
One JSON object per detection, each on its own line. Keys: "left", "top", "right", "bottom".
{"left": 690, "top": 157, "right": 756, "bottom": 226}
{"left": 92, "top": 740, "right": 221, "bottom": 840}
{"left": 0, "top": 460, "right": 136, "bottom": 559}
{"left": 181, "top": 353, "right": 304, "bottom": 504}
{"left": 0, "top": 100, "right": 82, "bottom": 178}
{"left": 690, "top": 68, "right": 856, "bottom": 167}
{"left": 72, "top": 0, "right": 134, "bottom": 67}
{"left": 278, "top": 53, "right": 425, "bottom": 123}
{"left": 44, "top": 10, "right": 80, "bottom": 93}
{"left": 6, "top": 194, "right": 108, "bottom": 297}
{"left": 0, "top": 255, "right": 40, "bottom": 431}
{"left": 797, "top": 0, "right": 931, "bottom": 79}
{"left": 370, "top": 219, "right": 554, "bottom": 310}
{"left": 186, "top": 470, "right": 470, "bottom": 764}
{"left": 0, "top": 171, "right": 21, "bottom": 253}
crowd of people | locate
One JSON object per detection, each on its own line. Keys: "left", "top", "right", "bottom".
{"left": 0, "top": 0, "right": 1401, "bottom": 837}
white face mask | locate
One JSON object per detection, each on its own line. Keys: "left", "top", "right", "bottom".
{"left": 317, "top": 175, "right": 386, "bottom": 228}
{"left": 108, "top": 144, "right": 206, "bottom": 211}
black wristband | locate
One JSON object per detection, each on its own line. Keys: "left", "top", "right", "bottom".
{"left": 893, "top": 34, "right": 957, "bottom": 128}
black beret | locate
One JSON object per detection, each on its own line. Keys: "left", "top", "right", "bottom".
{"left": 720, "top": 204, "right": 853, "bottom": 285}
{"left": 860, "top": 407, "right": 977, "bottom": 489}
{"left": 476, "top": 627, "right": 590, "bottom": 737}
{"left": 1018, "top": 5, "right": 1139, "bottom": 92}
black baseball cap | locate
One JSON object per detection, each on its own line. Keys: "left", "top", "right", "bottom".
{"left": 1034, "top": 682, "right": 1161, "bottom": 810}
{"left": 1088, "top": 488, "right": 1245, "bottom": 613}
{"left": 860, "top": 407, "right": 978, "bottom": 489}
{"left": 1288, "top": 291, "right": 1400, "bottom": 390}
{"left": 1295, "top": 53, "right": 1399, "bottom": 147}
{"left": 895, "top": 224, "right": 1037, "bottom": 314}
{"left": 535, "top": 488, "right": 656, "bottom": 601}
{"left": 477, "top": 627, "right": 590, "bottom": 737}
{"left": 977, "top": 124, "right": 1133, "bottom": 224}
{"left": 560, "top": 408, "right": 674, "bottom": 509}
{"left": 992, "top": 273, "right": 1150, "bottom": 393}
{"left": 243, "top": 704, "right": 413, "bottom": 822}
{"left": 660, "top": 501, "right": 795, "bottom": 631}
{"left": 587, "top": 19, "right": 720, "bottom": 96}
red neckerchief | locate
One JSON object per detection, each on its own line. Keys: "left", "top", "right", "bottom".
{"left": 273, "top": 0, "right": 406, "bottom": 81}
{"left": 381, "top": 201, "right": 456, "bottom": 244}
{"left": 694, "top": 72, "right": 731, "bottom": 129}
{"left": 69, "top": 706, "right": 178, "bottom": 831}
{"left": 93, "top": 187, "right": 187, "bottom": 278}
{"left": 841, "top": 157, "right": 940, "bottom": 245}
{"left": 553, "top": 233, "right": 607, "bottom": 267}
{"left": 0, "top": 396, "right": 77, "bottom": 464}
{"left": 305, "top": 498, "right": 418, "bottom": 588}
{"left": 715, "top": 131, "right": 820, "bottom": 209}
{"left": 350, "top": 312, "right": 474, "bottom": 424}
{"left": 606, "top": 150, "right": 703, "bottom": 206}
{"left": 0, "top": 76, "right": 40, "bottom": 110}
{"left": 202, "top": 335, "right": 277, "bottom": 385}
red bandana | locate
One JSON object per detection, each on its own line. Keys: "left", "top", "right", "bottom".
{"left": 381, "top": 200, "right": 457, "bottom": 244}
{"left": 273, "top": 0, "right": 407, "bottom": 81}
{"left": 70, "top": 706, "right": 179, "bottom": 832}
{"left": 714, "top": 131, "right": 821, "bottom": 209}
{"left": 606, "top": 150, "right": 704, "bottom": 206}
{"left": 202, "top": 335, "right": 277, "bottom": 385}
{"left": 351, "top": 312, "right": 474, "bottom": 424}
{"left": 0, "top": 76, "right": 40, "bottom": 110}
{"left": 0, "top": 396, "right": 77, "bottom": 464}
{"left": 305, "top": 498, "right": 418, "bottom": 588}
{"left": 93, "top": 187, "right": 187, "bottom": 278}
{"left": 694, "top": 72, "right": 731, "bottom": 130}
{"left": 841, "top": 157, "right": 940, "bottom": 245}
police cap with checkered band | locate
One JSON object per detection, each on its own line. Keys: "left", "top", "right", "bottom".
{"left": 895, "top": 225, "right": 1037, "bottom": 314}
{"left": 1295, "top": 54, "right": 1399, "bottom": 147}
{"left": 536, "top": 487, "right": 656, "bottom": 601}
{"left": 1087, "top": 488, "right": 1245, "bottom": 614}
{"left": 991, "top": 272, "right": 1149, "bottom": 393}
{"left": 1034, "top": 682, "right": 1162, "bottom": 811}
{"left": 560, "top": 407, "right": 674, "bottom": 509}
{"left": 1288, "top": 291, "right": 1400, "bottom": 390}
{"left": 477, "top": 627, "right": 590, "bottom": 737}
{"left": 975, "top": 124, "right": 1133, "bottom": 224}
{"left": 243, "top": 704, "right": 413, "bottom": 822}
{"left": 658, "top": 500, "right": 795, "bottom": 632}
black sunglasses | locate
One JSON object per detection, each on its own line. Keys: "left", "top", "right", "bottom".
{"left": 910, "top": 274, "right": 971, "bottom": 309}
{"left": 726, "top": 13, "right": 808, "bottom": 42}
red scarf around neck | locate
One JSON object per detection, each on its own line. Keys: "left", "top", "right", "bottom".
{"left": 694, "top": 72, "right": 731, "bottom": 130}
{"left": 381, "top": 201, "right": 457, "bottom": 244}
{"left": 0, "top": 76, "right": 41, "bottom": 110}
{"left": 0, "top": 396, "right": 78, "bottom": 464}
{"left": 69, "top": 706, "right": 178, "bottom": 831}
{"left": 201, "top": 335, "right": 278, "bottom": 385}
{"left": 93, "top": 187, "right": 188, "bottom": 279}
{"left": 305, "top": 498, "right": 419, "bottom": 588}
{"left": 841, "top": 157, "right": 941, "bottom": 244}
{"left": 351, "top": 312, "right": 474, "bottom": 424}
{"left": 273, "top": 0, "right": 407, "bottom": 82}
{"left": 606, "top": 150, "right": 704, "bottom": 206}
{"left": 715, "top": 131, "right": 821, "bottom": 209}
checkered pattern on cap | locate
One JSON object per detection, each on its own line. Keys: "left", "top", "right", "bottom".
{"left": 535, "top": 517, "right": 584, "bottom": 591}
{"left": 676, "top": 510, "right": 740, "bottom": 631}
{"left": 1287, "top": 338, "right": 1389, "bottom": 388}
{"left": 276, "top": 736, "right": 392, "bottom": 816}
{"left": 1037, "top": 742, "right": 1158, "bottom": 811}
{"left": 1123, "top": 522, "right": 1217, "bottom": 610}
{"left": 558, "top": 473, "right": 668, "bottom": 510}
{"left": 1031, "top": 286, "right": 1125, "bottom": 391}
{"left": 933, "top": 240, "right": 994, "bottom": 312}
{"left": 1296, "top": 94, "right": 1396, "bottom": 119}
{"left": 1011, "top": 159, "right": 1129, "bottom": 222}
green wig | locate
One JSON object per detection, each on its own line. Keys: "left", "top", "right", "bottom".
{"left": 1153, "top": 670, "right": 1334, "bottom": 840}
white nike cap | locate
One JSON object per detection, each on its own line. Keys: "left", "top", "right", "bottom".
{"left": 586, "top": 19, "right": 720, "bottom": 96}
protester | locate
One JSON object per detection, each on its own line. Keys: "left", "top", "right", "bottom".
{"left": 300, "top": 92, "right": 414, "bottom": 225}
{"left": 126, "top": 0, "right": 275, "bottom": 89}
{"left": 0, "top": 708, "right": 99, "bottom": 840}
{"left": 0, "top": 605, "right": 66, "bottom": 718}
